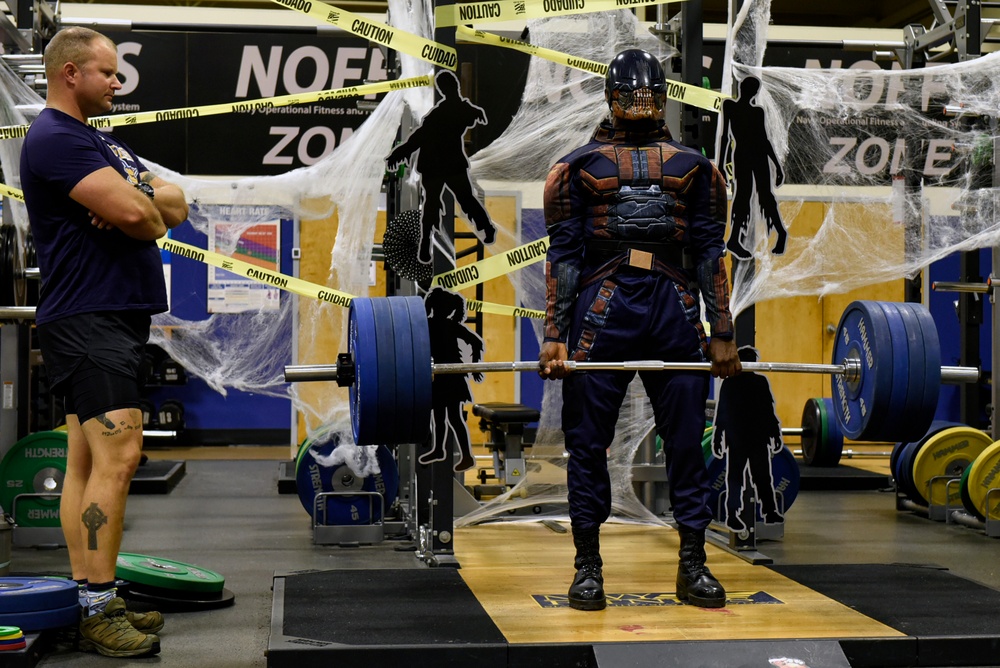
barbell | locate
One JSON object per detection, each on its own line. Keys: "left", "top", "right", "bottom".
{"left": 284, "top": 296, "right": 981, "bottom": 446}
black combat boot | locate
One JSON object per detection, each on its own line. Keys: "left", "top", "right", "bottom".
{"left": 568, "top": 527, "right": 605, "bottom": 611}
{"left": 675, "top": 527, "right": 726, "bottom": 608}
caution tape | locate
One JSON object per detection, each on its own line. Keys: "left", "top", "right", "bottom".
{"left": 456, "top": 26, "right": 728, "bottom": 112}
{"left": 269, "top": 0, "right": 458, "bottom": 70}
{"left": 0, "top": 181, "right": 545, "bottom": 319}
{"left": 437, "top": 0, "right": 682, "bottom": 27}
{"left": 157, "top": 237, "right": 357, "bottom": 308}
{"left": 0, "top": 184, "right": 24, "bottom": 202}
{"left": 0, "top": 76, "right": 432, "bottom": 138}
{"left": 157, "top": 237, "right": 544, "bottom": 319}
{"left": 432, "top": 236, "right": 548, "bottom": 291}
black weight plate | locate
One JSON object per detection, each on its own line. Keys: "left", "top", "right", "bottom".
{"left": 124, "top": 586, "right": 235, "bottom": 612}
{"left": 0, "top": 603, "right": 78, "bottom": 632}
{"left": 0, "top": 577, "right": 77, "bottom": 613}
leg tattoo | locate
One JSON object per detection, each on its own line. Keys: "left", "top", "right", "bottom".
{"left": 95, "top": 413, "right": 115, "bottom": 430}
{"left": 81, "top": 503, "right": 108, "bottom": 550}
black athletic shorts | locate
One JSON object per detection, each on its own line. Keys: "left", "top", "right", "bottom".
{"left": 36, "top": 311, "right": 151, "bottom": 424}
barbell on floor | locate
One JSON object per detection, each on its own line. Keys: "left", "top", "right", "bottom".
{"left": 284, "top": 296, "right": 981, "bottom": 446}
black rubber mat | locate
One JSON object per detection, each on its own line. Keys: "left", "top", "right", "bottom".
{"left": 769, "top": 563, "right": 1000, "bottom": 636}
{"left": 795, "top": 461, "right": 891, "bottom": 491}
{"left": 279, "top": 568, "right": 505, "bottom": 646}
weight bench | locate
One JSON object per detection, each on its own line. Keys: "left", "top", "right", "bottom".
{"left": 472, "top": 402, "right": 540, "bottom": 489}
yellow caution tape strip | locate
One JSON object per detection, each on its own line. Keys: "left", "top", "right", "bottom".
{"left": 0, "top": 77, "right": 432, "bottom": 138}
{"left": 0, "top": 182, "right": 545, "bottom": 319}
{"left": 157, "top": 236, "right": 545, "bottom": 319}
{"left": 269, "top": 0, "right": 458, "bottom": 70}
{"left": 158, "top": 237, "right": 356, "bottom": 307}
{"left": 456, "top": 26, "right": 728, "bottom": 112}
{"left": 0, "top": 184, "right": 24, "bottom": 202}
{"left": 437, "top": 0, "right": 682, "bottom": 27}
{"left": 432, "top": 236, "right": 548, "bottom": 291}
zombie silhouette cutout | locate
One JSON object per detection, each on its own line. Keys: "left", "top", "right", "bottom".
{"left": 718, "top": 75, "right": 787, "bottom": 259}
{"left": 386, "top": 69, "right": 497, "bottom": 265}
{"left": 711, "top": 346, "right": 784, "bottom": 532}
{"left": 421, "top": 287, "right": 485, "bottom": 472}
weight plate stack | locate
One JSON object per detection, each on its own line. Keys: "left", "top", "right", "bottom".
{"left": 295, "top": 438, "right": 399, "bottom": 526}
{"left": 910, "top": 426, "right": 992, "bottom": 507}
{"left": 116, "top": 553, "right": 234, "bottom": 611}
{"left": 0, "top": 431, "right": 67, "bottom": 527}
{"left": 0, "top": 577, "right": 78, "bottom": 632}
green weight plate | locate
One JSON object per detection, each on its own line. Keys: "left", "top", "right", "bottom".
{"left": 965, "top": 441, "right": 1000, "bottom": 522}
{"left": 116, "top": 553, "right": 225, "bottom": 594}
{"left": 910, "top": 426, "right": 992, "bottom": 507}
{"left": 800, "top": 397, "right": 843, "bottom": 466}
{"left": 959, "top": 463, "right": 982, "bottom": 521}
{"left": 0, "top": 431, "right": 67, "bottom": 527}
{"left": 0, "top": 627, "right": 22, "bottom": 637}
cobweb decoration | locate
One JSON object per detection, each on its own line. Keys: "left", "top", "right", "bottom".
{"left": 2, "top": 0, "right": 999, "bottom": 526}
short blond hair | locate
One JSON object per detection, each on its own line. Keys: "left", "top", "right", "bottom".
{"left": 44, "top": 27, "right": 116, "bottom": 80}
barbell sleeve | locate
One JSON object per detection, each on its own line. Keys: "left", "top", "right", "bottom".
{"left": 931, "top": 281, "right": 991, "bottom": 294}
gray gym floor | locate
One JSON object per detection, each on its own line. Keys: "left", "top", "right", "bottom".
{"left": 15, "top": 457, "right": 1000, "bottom": 667}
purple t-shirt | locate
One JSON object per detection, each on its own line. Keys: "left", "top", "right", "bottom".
{"left": 19, "top": 108, "right": 168, "bottom": 325}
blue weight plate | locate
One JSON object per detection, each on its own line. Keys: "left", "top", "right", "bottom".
{"left": 873, "top": 303, "right": 911, "bottom": 441}
{"left": 899, "top": 302, "right": 942, "bottom": 426}
{"left": 387, "top": 298, "right": 416, "bottom": 446}
{"left": 0, "top": 577, "right": 77, "bottom": 613}
{"left": 890, "top": 420, "right": 957, "bottom": 492}
{"left": 831, "top": 301, "right": 895, "bottom": 440}
{"left": 349, "top": 298, "right": 379, "bottom": 445}
{"left": 296, "top": 437, "right": 399, "bottom": 525}
{"left": 0, "top": 603, "right": 79, "bottom": 632}
{"left": 369, "top": 299, "right": 398, "bottom": 445}
{"left": 890, "top": 303, "right": 932, "bottom": 442}
{"left": 404, "top": 295, "right": 432, "bottom": 444}
{"left": 897, "top": 441, "right": 922, "bottom": 502}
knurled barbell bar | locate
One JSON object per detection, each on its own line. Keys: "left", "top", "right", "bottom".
{"left": 283, "top": 296, "right": 981, "bottom": 446}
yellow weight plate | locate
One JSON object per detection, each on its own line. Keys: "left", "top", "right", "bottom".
{"left": 910, "top": 426, "right": 993, "bottom": 507}
{"left": 966, "top": 441, "right": 1000, "bottom": 521}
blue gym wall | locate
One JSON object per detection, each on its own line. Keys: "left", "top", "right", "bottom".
{"left": 143, "top": 219, "right": 295, "bottom": 445}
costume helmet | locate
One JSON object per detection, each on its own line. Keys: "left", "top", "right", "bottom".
{"left": 605, "top": 49, "right": 667, "bottom": 122}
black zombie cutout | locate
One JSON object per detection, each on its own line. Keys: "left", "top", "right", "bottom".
{"left": 710, "top": 346, "right": 785, "bottom": 532}
{"left": 386, "top": 69, "right": 497, "bottom": 265}
{"left": 420, "top": 287, "right": 485, "bottom": 472}
{"left": 718, "top": 75, "right": 787, "bottom": 259}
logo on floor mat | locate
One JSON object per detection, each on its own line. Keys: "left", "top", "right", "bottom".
{"left": 531, "top": 591, "right": 783, "bottom": 608}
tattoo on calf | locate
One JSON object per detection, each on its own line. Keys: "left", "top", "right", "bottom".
{"left": 81, "top": 503, "right": 108, "bottom": 550}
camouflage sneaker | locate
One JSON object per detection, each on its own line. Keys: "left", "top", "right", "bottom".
{"left": 79, "top": 597, "right": 160, "bottom": 658}
{"left": 126, "top": 608, "right": 164, "bottom": 635}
